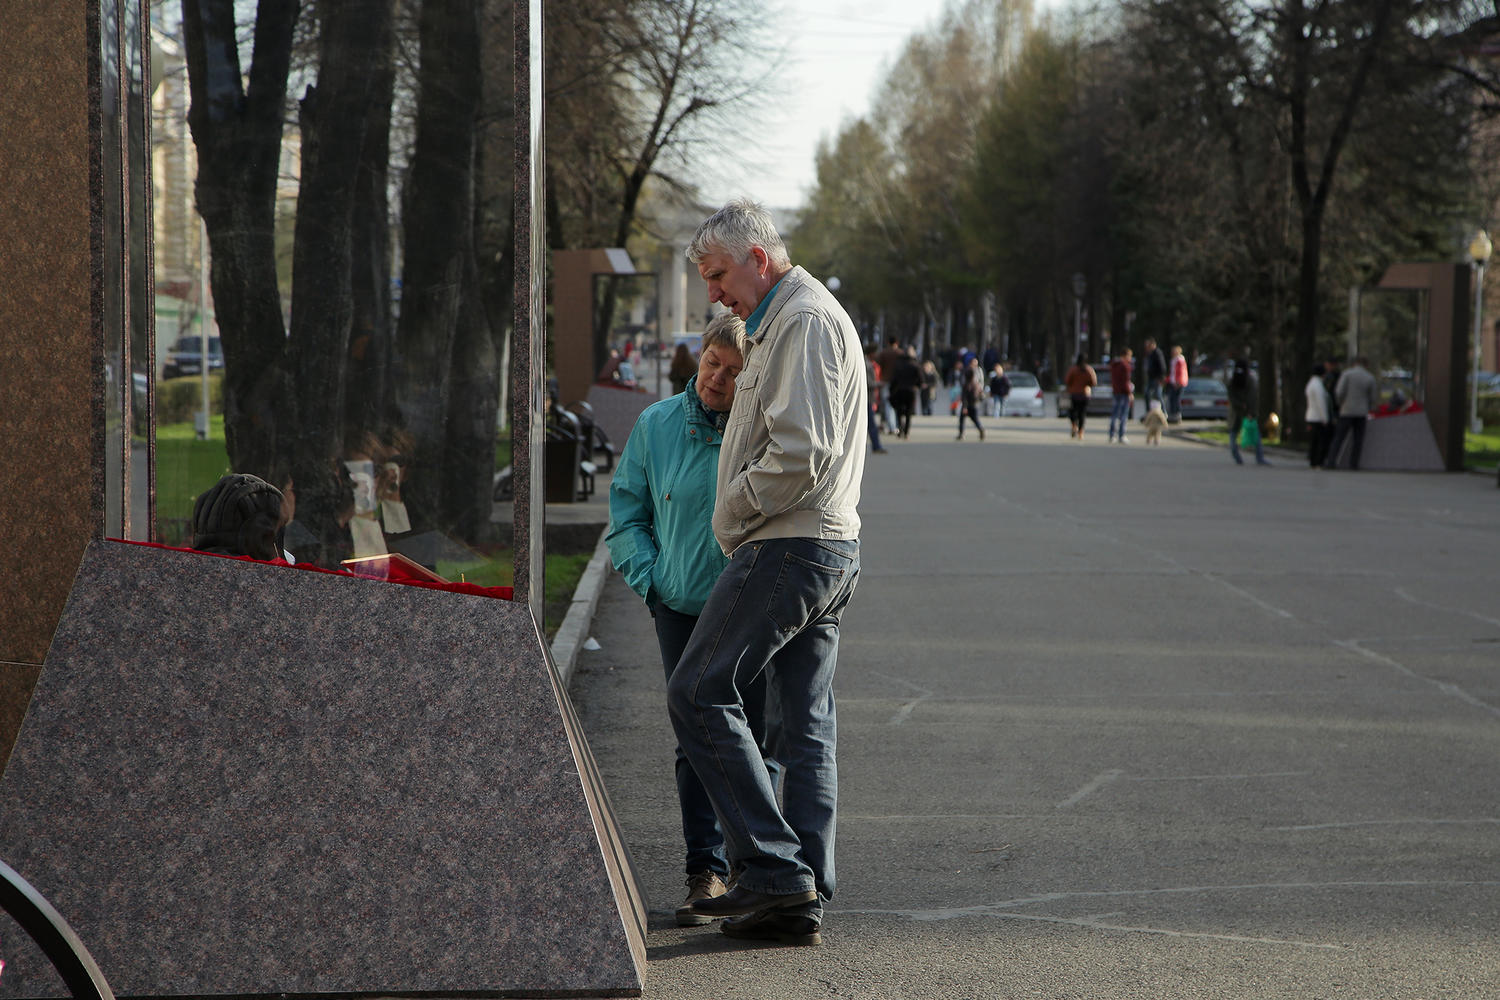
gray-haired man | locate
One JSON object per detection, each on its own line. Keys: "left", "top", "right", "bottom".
{"left": 666, "top": 199, "right": 866, "bottom": 946}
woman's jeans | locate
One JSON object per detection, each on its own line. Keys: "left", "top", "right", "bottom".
{"left": 667, "top": 537, "right": 860, "bottom": 907}
{"left": 653, "top": 601, "right": 776, "bottom": 878}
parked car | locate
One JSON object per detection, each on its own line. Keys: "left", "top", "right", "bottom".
{"left": 1177, "top": 377, "right": 1229, "bottom": 420}
{"left": 999, "top": 371, "right": 1046, "bottom": 417}
{"left": 163, "top": 335, "right": 223, "bottom": 378}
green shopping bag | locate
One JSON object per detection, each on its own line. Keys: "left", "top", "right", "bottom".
{"left": 1238, "top": 418, "right": 1261, "bottom": 450}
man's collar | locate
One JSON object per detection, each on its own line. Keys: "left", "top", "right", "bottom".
{"left": 745, "top": 269, "right": 792, "bottom": 337}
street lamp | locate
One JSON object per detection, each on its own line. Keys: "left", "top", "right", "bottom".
{"left": 1469, "top": 230, "right": 1491, "bottom": 435}
{"left": 1071, "top": 272, "right": 1086, "bottom": 359}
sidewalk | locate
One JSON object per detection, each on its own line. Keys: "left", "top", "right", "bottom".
{"left": 565, "top": 410, "right": 1500, "bottom": 999}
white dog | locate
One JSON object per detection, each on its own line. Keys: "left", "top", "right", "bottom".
{"left": 1143, "top": 399, "right": 1168, "bottom": 445}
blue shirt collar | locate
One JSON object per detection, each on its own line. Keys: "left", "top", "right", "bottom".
{"left": 745, "top": 274, "right": 788, "bottom": 337}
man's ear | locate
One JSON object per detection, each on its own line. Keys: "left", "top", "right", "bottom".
{"left": 751, "top": 246, "right": 769, "bottom": 277}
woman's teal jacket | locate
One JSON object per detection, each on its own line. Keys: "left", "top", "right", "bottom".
{"left": 605, "top": 376, "right": 728, "bottom": 616}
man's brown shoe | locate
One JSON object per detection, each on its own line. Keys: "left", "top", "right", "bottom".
{"left": 690, "top": 885, "right": 817, "bottom": 918}
{"left": 676, "top": 871, "right": 728, "bottom": 927}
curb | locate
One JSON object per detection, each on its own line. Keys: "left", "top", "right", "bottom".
{"left": 549, "top": 525, "right": 612, "bottom": 690}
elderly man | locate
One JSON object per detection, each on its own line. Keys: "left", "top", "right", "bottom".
{"left": 667, "top": 198, "right": 865, "bottom": 947}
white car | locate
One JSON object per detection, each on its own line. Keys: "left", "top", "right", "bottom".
{"left": 999, "top": 371, "right": 1046, "bottom": 417}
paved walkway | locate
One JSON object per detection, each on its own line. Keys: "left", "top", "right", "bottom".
{"left": 568, "top": 411, "right": 1500, "bottom": 999}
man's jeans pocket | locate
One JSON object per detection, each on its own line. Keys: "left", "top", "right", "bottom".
{"left": 764, "top": 541, "right": 855, "bottom": 633}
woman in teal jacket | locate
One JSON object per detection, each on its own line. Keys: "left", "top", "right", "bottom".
{"left": 606, "top": 313, "right": 774, "bottom": 925}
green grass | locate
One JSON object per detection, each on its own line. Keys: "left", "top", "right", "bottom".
{"left": 155, "top": 415, "right": 233, "bottom": 536}
{"left": 1465, "top": 426, "right": 1500, "bottom": 471}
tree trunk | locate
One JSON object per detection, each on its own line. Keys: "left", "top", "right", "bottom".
{"left": 395, "top": 0, "right": 490, "bottom": 542}
{"left": 284, "top": 0, "right": 395, "bottom": 564}
{"left": 345, "top": 32, "right": 397, "bottom": 441}
{"left": 181, "top": 0, "right": 299, "bottom": 478}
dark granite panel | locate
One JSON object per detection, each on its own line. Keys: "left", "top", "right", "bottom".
{"left": 0, "top": 3, "right": 98, "bottom": 666}
{"left": 0, "top": 540, "right": 644, "bottom": 998}
{"left": 0, "top": 662, "right": 43, "bottom": 776}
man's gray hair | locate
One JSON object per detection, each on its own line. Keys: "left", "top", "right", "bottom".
{"left": 701, "top": 310, "right": 748, "bottom": 358}
{"left": 685, "top": 198, "right": 791, "bottom": 269}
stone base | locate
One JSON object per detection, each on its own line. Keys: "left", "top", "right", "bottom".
{"left": 0, "top": 539, "right": 645, "bottom": 998}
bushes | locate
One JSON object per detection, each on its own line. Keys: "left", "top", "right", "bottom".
{"left": 1478, "top": 393, "right": 1500, "bottom": 428}
{"left": 156, "top": 373, "right": 223, "bottom": 426}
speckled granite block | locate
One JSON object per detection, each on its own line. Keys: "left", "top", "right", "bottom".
{"left": 1328, "top": 411, "right": 1446, "bottom": 472}
{"left": 0, "top": 539, "right": 645, "bottom": 998}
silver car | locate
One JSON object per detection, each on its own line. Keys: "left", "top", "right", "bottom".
{"left": 1178, "top": 377, "right": 1229, "bottom": 420}
{"left": 999, "top": 371, "right": 1046, "bottom": 417}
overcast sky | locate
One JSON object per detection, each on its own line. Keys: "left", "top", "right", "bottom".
{"left": 692, "top": 1, "right": 958, "bottom": 211}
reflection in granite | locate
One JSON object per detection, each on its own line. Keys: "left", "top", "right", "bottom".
{"left": 0, "top": 540, "right": 644, "bottom": 998}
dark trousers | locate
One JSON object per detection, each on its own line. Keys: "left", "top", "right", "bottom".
{"left": 653, "top": 601, "right": 776, "bottom": 876}
{"left": 1307, "top": 421, "right": 1334, "bottom": 467}
{"left": 1325, "top": 416, "right": 1367, "bottom": 469}
{"left": 957, "top": 401, "right": 983, "bottom": 437}
{"left": 1069, "top": 395, "right": 1088, "bottom": 431}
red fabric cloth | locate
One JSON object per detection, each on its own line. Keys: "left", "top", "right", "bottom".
{"left": 107, "top": 539, "right": 515, "bottom": 601}
{"left": 1110, "top": 358, "right": 1134, "bottom": 394}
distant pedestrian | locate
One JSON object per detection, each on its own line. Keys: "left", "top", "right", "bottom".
{"left": 669, "top": 342, "right": 697, "bottom": 395}
{"left": 875, "top": 338, "right": 904, "bottom": 433}
{"left": 956, "top": 356, "right": 986, "bottom": 440}
{"left": 864, "top": 344, "right": 889, "bottom": 454}
{"left": 1226, "top": 350, "right": 1270, "bottom": 466}
{"left": 1324, "top": 356, "right": 1377, "bottom": 470}
{"left": 1108, "top": 349, "right": 1134, "bottom": 443}
{"left": 1064, "top": 353, "right": 1097, "bottom": 440}
{"left": 889, "top": 349, "right": 924, "bottom": 439}
{"left": 1143, "top": 338, "right": 1167, "bottom": 410}
{"left": 988, "top": 365, "right": 1011, "bottom": 418}
{"left": 1167, "top": 345, "right": 1189, "bottom": 423}
{"left": 920, "top": 360, "right": 939, "bottom": 415}
{"left": 1304, "top": 363, "right": 1334, "bottom": 468}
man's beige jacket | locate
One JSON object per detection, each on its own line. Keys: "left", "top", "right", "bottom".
{"left": 713, "top": 266, "right": 867, "bottom": 555}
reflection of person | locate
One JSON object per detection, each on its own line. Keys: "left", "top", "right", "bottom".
{"left": 606, "top": 313, "right": 777, "bottom": 927}
{"left": 1108, "top": 349, "right": 1134, "bottom": 443}
{"left": 669, "top": 198, "right": 864, "bottom": 947}
{"left": 192, "top": 473, "right": 286, "bottom": 562}
{"left": 669, "top": 342, "right": 697, "bottom": 395}
{"left": 1304, "top": 363, "right": 1334, "bottom": 468}
{"left": 1064, "top": 353, "right": 1096, "bottom": 439}
{"left": 1324, "top": 356, "right": 1377, "bottom": 470}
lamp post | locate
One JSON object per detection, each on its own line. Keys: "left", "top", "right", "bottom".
{"left": 1469, "top": 230, "right": 1491, "bottom": 435}
{"left": 1071, "top": 272, "right": 1086, "bottom": 359}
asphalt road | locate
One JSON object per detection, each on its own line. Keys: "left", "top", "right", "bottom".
{"left": 569, "top": 411, "right": 1500, "bottom": 999}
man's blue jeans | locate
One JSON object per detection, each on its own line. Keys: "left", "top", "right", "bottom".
{"left": 1109, "top": 394, "right": 1132, "bottom": 439}
{"left": 652, "top": 601, "right": 776, "bottom": 878}
{"left": 667, "top": 537, "right": 860, "bottom": 907}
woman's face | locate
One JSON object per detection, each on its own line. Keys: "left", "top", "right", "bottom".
{"left": 695, "top": 342, "right": 744, "bottom": 412}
